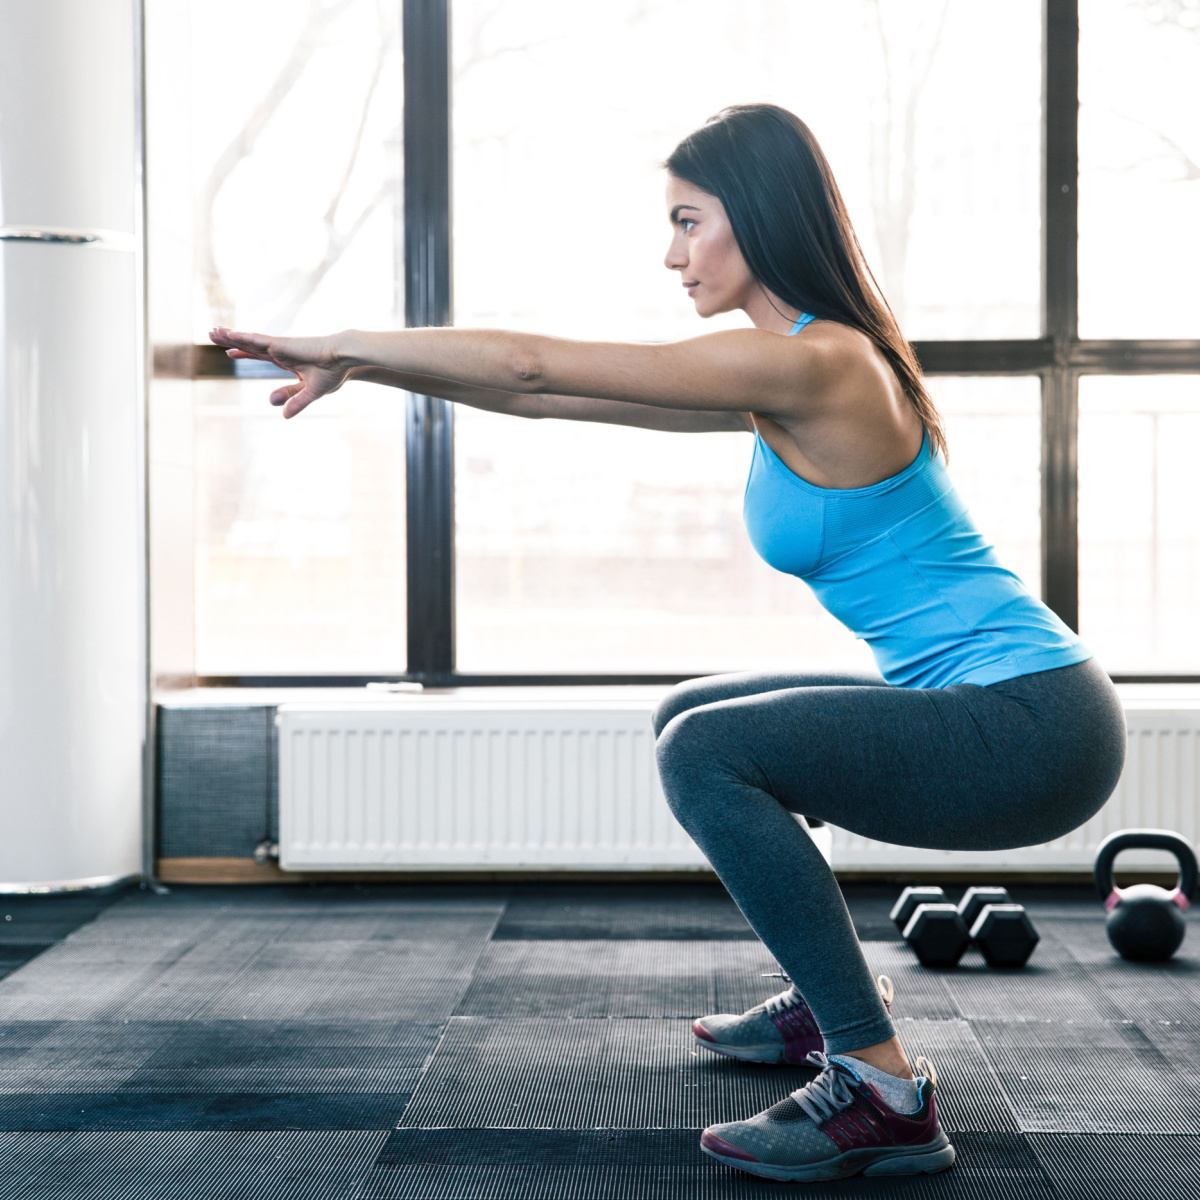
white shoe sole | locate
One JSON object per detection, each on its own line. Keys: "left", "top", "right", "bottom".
{"left": 702, "top": 1135, "right": 956, "bottom": 1181}
{"left": 692, "top": 1036, "right": 787, "bottom": 1064}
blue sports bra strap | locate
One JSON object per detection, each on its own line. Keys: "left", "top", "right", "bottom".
{"left": 789, "top": 312, "right": 816, "bottom": 335}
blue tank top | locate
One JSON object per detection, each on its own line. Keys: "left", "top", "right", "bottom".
{"left": 742, "top": 313, "right": 1091, "bottom": 689}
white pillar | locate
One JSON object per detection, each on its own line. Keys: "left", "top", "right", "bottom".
{"left": 0, "top": 0, "right": 145, "bottom": 889}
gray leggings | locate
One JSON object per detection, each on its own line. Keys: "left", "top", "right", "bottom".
{"left": 653, "top": 658, "right": 1125, "bottom": 1054}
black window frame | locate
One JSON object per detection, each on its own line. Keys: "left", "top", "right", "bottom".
{"left": 197, "top": 0, "right": 1200, "bottom": 688}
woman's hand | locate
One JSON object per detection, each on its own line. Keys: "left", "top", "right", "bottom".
{"left": 209, "top": 328, "right": 352, "bottom": 418}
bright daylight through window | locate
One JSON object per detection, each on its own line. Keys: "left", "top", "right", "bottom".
{"left": 165, "top": 0, "right": 1200, "bottom": 681}
{"left": 452, "top": 0, "right": 1043, "bottom": 673}
{"left": 187, "top": 0, "right": 406, "bottom": 675}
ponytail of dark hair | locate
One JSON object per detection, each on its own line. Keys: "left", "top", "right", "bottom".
{"left": 665, "top": 103, "right": 946, "bottom": 459}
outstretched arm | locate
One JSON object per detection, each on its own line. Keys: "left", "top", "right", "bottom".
{"left": 210, "top": 324, "right": 821, "bottom": 421}
{"left": 342, "top": 366, "right": 747, "bottom": 432}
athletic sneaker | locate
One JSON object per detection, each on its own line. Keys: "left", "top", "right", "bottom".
{"left": 700, "top": 1051, "right": 955, "bottom": 1182}
{"left": 692, "top": 973, "right": 895, "bottom": 1065}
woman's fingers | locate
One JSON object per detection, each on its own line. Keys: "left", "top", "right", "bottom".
{"left": 269, "top": 381, "right": 305, "bottom": 407}
{"left": 210, "top": 326, "right": 272, "bottom": 354}
{"left": 282, "top": 388, "right": 320, "bottom": 419}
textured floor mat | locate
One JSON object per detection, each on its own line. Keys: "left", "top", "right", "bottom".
{"left": 455, "top": 940, "right": 779, "bottom": 1018}
{"left": 938, "top": 946, "right": 1124, "bottom": 1023}
{"left": 361, "top": 1130, "right": 1052, "bottom": 1199}
{"left": 859, "top": 943, "right": 961, "bottom": 1019}
{"left": 0, "top": 1092, "right": 409, "bottom": 1131}
{"left": 892, "top": 1019, "right": 1018, "bottom": 1132}
{"left": 0, "top": 1128, "right": 386, "bottom": 1200}
{"left": 1027, "top": 1132, "right": 1200, "bottom": 1200}
{"left": 972, "top": 1018, "right": 1200, "bottom": 1133}
{"left": 0, "top": 1020, "right": 441, "bottom": 1095}
{"left": 492, "top": 886, "right": 757, "bottom": 941}
{"left": 0, "top": 906, "right": 498, "bottom": 1023}
{"left": 400, "top": 1017, "right": 1012, "bottom": 1133}
{"left": 493, "top": 884, "right": 899, "bottom": 942}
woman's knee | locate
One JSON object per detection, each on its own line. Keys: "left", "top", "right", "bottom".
{"left": 652, "top": 680, "right": 707, "bottom": 739}
{"left": 654, "top": 707, "right": 722, "bottom": 810}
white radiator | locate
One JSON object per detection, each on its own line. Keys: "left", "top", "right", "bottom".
{"left": 276, "top": 688, "right": 1200, "bottom": 874}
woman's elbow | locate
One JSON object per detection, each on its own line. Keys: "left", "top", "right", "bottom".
{"left": 507, "top": 346, "right": 548, "bottom": 393}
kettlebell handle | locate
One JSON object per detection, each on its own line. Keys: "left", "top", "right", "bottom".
{"left": 1094, "top": 828, "right": 1199, "bottom": 912}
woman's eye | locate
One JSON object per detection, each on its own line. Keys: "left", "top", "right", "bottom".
{"left": 680, "top": 219, "right": 696, "bottom": 232}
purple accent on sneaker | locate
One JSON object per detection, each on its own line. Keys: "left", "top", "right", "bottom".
{"left": 692, "top": 1020, "right": 717, "bottom": 1043}
{"left": 820, "top": 1080, "right": 940, "bottom": 1154}
{"left": 700, "top": 1131, "right": 760, "bottom": 1162}
{"left": 767, "top": 997, "right": 824, "bottom": 1064}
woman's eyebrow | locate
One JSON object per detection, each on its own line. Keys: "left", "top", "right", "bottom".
{"left": 670, "top": 205, "right": 701, "bottom": 223}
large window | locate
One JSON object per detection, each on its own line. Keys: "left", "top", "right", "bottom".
{"left": 153, "top": 0, "right": 1200, "bottom": 685}
{"left": 149, "top": 0, "right": 407, "bottom": 677}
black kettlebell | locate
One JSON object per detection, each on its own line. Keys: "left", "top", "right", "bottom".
{"left": 1094, "top": 828, "right": 1198, "bottom": 962}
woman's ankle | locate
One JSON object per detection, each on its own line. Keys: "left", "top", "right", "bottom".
{"left": 838, "top": 1038, "right": 914, "bottom": 1080}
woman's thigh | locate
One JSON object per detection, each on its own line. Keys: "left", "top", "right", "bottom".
{"left": 657, "top": 673, "right": 1116, "bottom": 852}
{"left": 652, "top": 668, "right": 883, "bottom": 737}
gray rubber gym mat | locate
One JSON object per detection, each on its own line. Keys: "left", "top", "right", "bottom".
{"left": 938, "top": 952, "right": 1123, "bottom": 1023}
{"left": 0, "top": 1129, "right": 386, "bottom": 1200}
{"left": 399, "top": 1017, "right": 1013, "bottom": 1133}
{"left": 0, "top": 1092, "right": 409, "bottom": 1131}
{"left": 0, "top": 894, "right": 500, "bottom": 1024}
{"left": 454, "top": 940, "right": 780, "bottom": 1018}
{"left": 360, "top": 1130, "right": 1053, "bottom": 1200}
{"left": 0, "top": 1020, "right": 440, "bottom": 1094}
{"left": 492, "top": 886, "right": 758, "bottom": 940}
{"left": 859, "top": 942, "right": 961, "bottom": 1019}
{"left": 892, "top": 1019, "right": 1019, "bottom": 1132}
{"left": 1027, "top": 1132, "right": 1200, "bottom": 1200}
{"left": 971, "top": 1017, "right": 1200, "bottom": 1133}
{"left": 492, "top": 884, "right": 896, "bottom": 942}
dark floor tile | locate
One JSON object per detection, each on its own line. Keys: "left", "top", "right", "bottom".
{"left": 972, "top": 1017, "right": 1200, "bottom": 1133}
{"left": 492, "top": 885, "right": 758, "bottom": 941}
{"left": 0, "top": 1020, "right": 441, "bottom": 1096}
{"left": 0, "top": 1128, "right": 386, "bottom": 1200}
{"left": 399, "top": 1016, "right": 1007, "bottom": 1133}
{"left": 0, "top": 1091, "right": 409, "bottom": 1131}
{"left": 454, "top": 940, "right": 779, "bottom": 1018}
{"left": 361, "top": 1130, "right": 1052, "bottom": 1199}
{"left": 492, "top": 883, "right": 899, "bottom": 942}
{"left": 1028, "top": 1132, "right": 1200, "bottom": 1200}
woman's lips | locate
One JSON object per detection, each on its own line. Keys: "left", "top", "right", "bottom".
{"left": 685, "top": 282, "right": 699, "bottom": 295}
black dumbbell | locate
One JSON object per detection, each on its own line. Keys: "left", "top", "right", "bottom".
{"left": 957, "top": 886, "right": 1012, "bottom": 929}
{"left": 902, "top": 902, "right": 971, "bottom": 967}
{"left": 969, "top": 904, "right": 1040, "bottom": 968}
{"left": 894, "top": 885, "right": 1040, "bottom": 968}
{"left": 890, "top": 886, "right": 947, "bottom": 933}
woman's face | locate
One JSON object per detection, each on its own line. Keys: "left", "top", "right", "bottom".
{"left": 664, "top": 174, "right": 757, "bottom": 319}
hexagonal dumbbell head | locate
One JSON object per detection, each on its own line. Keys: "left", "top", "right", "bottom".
{"left": 970, "top": 904, "right": 1040, "bottom": 968}
{"left": 957, "top": 886, "right": 1013, "bottom": 932}
{"left": 902, "top": 903, "right": 971, "bottom": 968}
{"left": 890, "top": 886, "right": 947, "bottom": 933}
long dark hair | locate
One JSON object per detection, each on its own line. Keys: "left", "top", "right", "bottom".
{"left": 665, "top": 103, "right": 945, "bottom": 459}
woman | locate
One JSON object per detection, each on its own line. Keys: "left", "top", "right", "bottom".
{"left": 212, "top": 103, "right": 1126, "bottom": 1183}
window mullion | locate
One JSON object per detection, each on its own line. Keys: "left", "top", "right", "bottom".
{"left": 1043, "top": 0, "right": 1080, "bottom": 629}
{"left": 403, "top": 0, "right": 455, "bottom": 681}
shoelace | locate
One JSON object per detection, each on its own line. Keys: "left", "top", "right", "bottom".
{"left": 759, "top": 973, "right": 802, "bottom": 1018}
{"left": 792, "top": 1053, "right": 858, "bottom": 1123}
{"left": 792, "top": 1052, "right": 939, "bottom": 1124}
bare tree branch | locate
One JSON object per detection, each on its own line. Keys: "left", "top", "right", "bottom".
{"left": 196, "top": 0, "right": 357, "bottom": 326}
{"left": 866, "top": 0, "right": 951, "bottom": 327}
{"left": 270, "top": 184, "right": 389, "bottom": 330}
{"left": 1087, "top": 105, "right": 1200, "bottom": 180}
